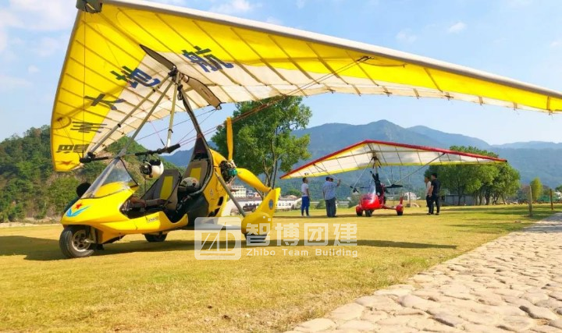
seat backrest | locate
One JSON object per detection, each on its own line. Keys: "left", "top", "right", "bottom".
{"left": 183, "top": 158, "right": 210, "bottom": 184}
{"left": 142, "top": 169, "right": 181, "bottom": 209}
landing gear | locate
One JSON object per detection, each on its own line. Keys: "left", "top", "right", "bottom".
{"left": 59, "top": 226, "right": 95, "bottom": 258}
{"left": 144, "top": 233, "right": 168, "bottom": 242}
{"left": 397, "top": 210, "right": 403, "bottom": 216}
{"left": 356, "top": 210, "right": 363, "bottom": 217}
{"left": 365, "top": 210, "right": 373, "bottom": 217}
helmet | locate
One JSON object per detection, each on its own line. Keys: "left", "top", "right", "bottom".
{"left": 140, "top": 159, "right": 164, "bottom": 179}
{"left": 179, "top": 177, "right": 199, "bottom": 193}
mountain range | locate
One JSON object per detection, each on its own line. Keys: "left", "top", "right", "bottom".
{"left": 164, "top": 120, "right": 562, "bottom": 187}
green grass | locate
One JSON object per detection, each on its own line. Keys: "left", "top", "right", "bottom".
{"left": 0, "top": 204, "right": 558, "bottom": 333}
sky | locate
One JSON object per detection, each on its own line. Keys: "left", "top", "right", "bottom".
{"left": 1, "top": 0, "right": 562, "bottom": 148}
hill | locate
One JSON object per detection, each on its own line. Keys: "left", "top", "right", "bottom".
{"left": 493, "top": 142, "right": 562, "bottom": 150}
{"left": 409, "top": 126, "right": 491, "bottom": 150}
{"left": 2, "top": 122, "right": 561, "bottom": 221}
{"left": 293, "top": 121, "right": 562, "bottom": 187}
{"left": 0, "top": 126, "right": 180, "bottom": 221}
{"left": 164, "top": 120, "right": 562, "bottom": 191}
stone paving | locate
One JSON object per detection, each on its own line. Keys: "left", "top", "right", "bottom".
{"left": 285, "top": 213, "right": 562, "bottom": 333}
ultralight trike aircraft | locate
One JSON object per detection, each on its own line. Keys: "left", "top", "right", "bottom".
{"left": 281, "top": 140, "right": 507, "bottom": 217}
{"left": 52, "top": 0, "right": 562, "bottom": 258}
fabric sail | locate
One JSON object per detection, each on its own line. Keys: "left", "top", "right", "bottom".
{"left": 51, "top": 0, "right": 562, "bottom": 171}
{"left": 280, "top": 140, "right": 507, "bottom": 179}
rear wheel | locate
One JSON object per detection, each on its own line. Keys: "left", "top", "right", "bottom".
{"left": 397, "top": 210, "right": 404, "bottom": 216}
{"left": 144, "top": 233, "right": 167, "bottom": 242}
{"left": 356, "top": 210, "right": 363, "bottom": 217}
{"left": 59, "top": 226, "right": 94, "bottom": 259}
{"left": 365, "top": 210, "right": 373, "bottom": 217}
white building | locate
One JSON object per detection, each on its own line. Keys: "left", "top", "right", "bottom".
{"left": 221, "top": 196, "right": 302, "bottom": 216}
{"left": 403, "top": 192, "right": 418, "bottom": 201}
{"left": 231, "top": 185, "right": 247, "bottom": 198}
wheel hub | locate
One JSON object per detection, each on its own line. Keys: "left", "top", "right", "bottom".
{"left": 71, "top": 230, "right": 90, "bottom": 252}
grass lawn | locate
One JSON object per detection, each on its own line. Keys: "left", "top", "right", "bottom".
{"left": 0, "top": 204, "right": 558, "bottom": 332}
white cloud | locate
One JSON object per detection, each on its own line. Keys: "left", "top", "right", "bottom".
{"left": 296, "top": 0, "right": 306, "bottom": 8}
{"left": 447, "top": 21, "right": 466, "bottom": 34}
{"left": 550, "top": 40, "right": 561, "bottom": 48}
{"left": 0, "top": 28, "right": 7, "bottom": 53}
{"left": 28, "top": 65, "right": 39, "bottom": 74}
{"left": 504, "top": 0, "right": 533, "bottom": 7}
{"left": 0, "top": 74, "right": 31, "bottom": 91}
{"left": 211, "top": 0, "right": 260, "bottom": 15}
{"left": 10, "top": 37, "right": 25, "bottom": 46}
{"left": 5, "top": 0, "right": 76, "bottom": 31}
{"left": 0, "top": 0, "right": 74, "bottom": 55}
{"left": 266, "top": 16, "right": 283, "bottom": 25}
{"left": 148, "top": 0, "right": 187, "bottom": 5}
{"left": 33, "top": 35, "right": 67, "bottom": 57}
{"left": 396, "top": 30, "right": 417, "bottom": 44}
{"left": 0, "top": 8, "right": 22, "bottom": 27}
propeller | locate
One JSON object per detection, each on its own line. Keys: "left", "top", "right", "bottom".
{"left": 223, "top": 116, "right": 271, "bottom": 194}
{"left": 226, "top": 117, "right": 233, "bottom": 161}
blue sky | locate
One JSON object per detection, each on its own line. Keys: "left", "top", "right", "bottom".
{"left": 1, "top": 0, "right": 562, "bottom": 148}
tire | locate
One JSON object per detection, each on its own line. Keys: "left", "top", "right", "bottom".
{"left": 144, "top": 233, "right": 167, "bottom": 242}
{"left": 356, "top": 210, "right": 363, "bottom": 217}
{"left": 59, "top": 226, "right": 95, "bottom": 259}
{"left": 397, "top": 210, "right": 404, "bottom": 216}
{"left": 365, "top": 210, "right": 373, "bottom": 217}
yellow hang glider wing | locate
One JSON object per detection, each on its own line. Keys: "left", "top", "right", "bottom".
{"left": 280, "top": 140, "right": 507, "bottom": 179}
{"left": 52, "top": 0, "right": 562, "bottom": 171}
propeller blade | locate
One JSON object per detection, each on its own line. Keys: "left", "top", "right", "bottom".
{"left": 237, "top": 168, "right": 271, "bottom": 193}
{"left": 226, "top": 117, "right": 233, "bottom": 161}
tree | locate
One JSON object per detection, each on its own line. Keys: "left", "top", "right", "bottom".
{"left": 48, "top": 176, "right": 82, "bottom": 213}
{"left": 284, "top": 188, "right": 301, "bottom": 197}
{"left": 556, "top": 185, "right": 562, "bottom": 193}
{"left": 489, "top": 164, "right": 520, "bottom": 204}
{"left": 425, "top": 147, "right": 488, "bottom": 205}
{"left": 425, "top": 146, "right": 520, "bottom": 206}
{"left": 212, "top": 97, "right": 312, "bottom": 188}
{"left": 530, "top": 178, "right": 542, "bottom": 202}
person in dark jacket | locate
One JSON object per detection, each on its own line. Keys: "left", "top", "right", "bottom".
{"left": 429, "top": 173, "right": 441, "bottom": 215}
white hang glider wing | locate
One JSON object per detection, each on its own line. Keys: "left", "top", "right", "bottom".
{"left": 280, "top": 140, "right": 507, "bottom": 179}
{"left": 52, "top": 0, "right": 562, "bottom": 171}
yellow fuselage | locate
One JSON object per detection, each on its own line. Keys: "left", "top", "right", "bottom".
{"left": 61, "top": 149, "right": 280, "bottom": 243}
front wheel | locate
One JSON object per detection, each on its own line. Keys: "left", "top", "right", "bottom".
{"left": 397, "top": 210, "right": 404, "bottom": 216}
{"left": 365, "top": 210, "right": 373, "bottom": 217}
{"left": 356, "top": 210, "right": 363, "bottom": 217}
{"left": 59, "top": 226, "right": 94, "bottom": 259}
{"left": 145, "top": 233, "right": 168, "bottom": 242}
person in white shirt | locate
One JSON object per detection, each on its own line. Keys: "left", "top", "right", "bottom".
{"left": 301, "top": 177, "right": 310, "bottom": 217}
{"left": 425, "top": 176, "right": 432, "bottom": 215}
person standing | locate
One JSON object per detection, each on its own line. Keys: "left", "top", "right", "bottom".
{"left": 424, "top": 176, "right": 432, "bottom": 215}
{"left": 322, "top": 176, "right": 341, "bottom": 217}
{"left": 301, "top": 177, "right": 310, "bottom": 217}
{"left": 429, "top": 173, "right": 441, "bottom": 215}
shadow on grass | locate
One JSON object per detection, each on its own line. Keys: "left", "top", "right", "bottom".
{"left": 0, "top": 236, "right": 65, "bottom": 261}
{"left": 279, "top": 213, "right": 406, "bottom": 219}
{"left": 448, "top": 222, "right": 533, "bottom": 234}
{"left": 0, "top": 235, "right": 456, "bottom": 261}
{"left": 444, "top": 206, "right": 559, "bottom": 218}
